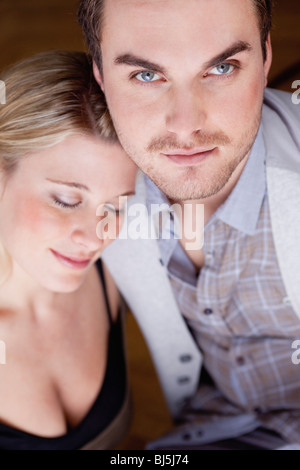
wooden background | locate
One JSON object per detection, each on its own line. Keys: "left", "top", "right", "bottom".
{"left": 1, "top": 0, "right": 300, "bottom": 89}
{"left": 0, "top": 0, "right": 299, "bottom": 450}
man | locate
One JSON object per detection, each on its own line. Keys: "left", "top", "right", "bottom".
{"left": 78, "top": 0, "right": 300, "bottom": 449}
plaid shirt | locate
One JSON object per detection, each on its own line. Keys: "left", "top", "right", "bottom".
{"left": 144, "top": 127, "right": 300, "bottom": 444}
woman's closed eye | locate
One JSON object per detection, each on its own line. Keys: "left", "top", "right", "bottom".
{"left": 96, "top": 199, "right": 128, "bottom": 218}
{"left": 52, "top": 196, "right": 82, "bottom": 210}
{"left": 102, "top": 203, "right": 124, "bottom": 215}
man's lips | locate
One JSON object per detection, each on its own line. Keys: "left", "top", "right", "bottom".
{"left": 161, "top": 147, "right": 217, "bottom": 165}
{"left": 50, "top": 249, "right": 92, "bottom": 270}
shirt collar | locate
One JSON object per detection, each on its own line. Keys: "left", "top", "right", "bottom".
{"left": 216, "top": 126, "right": 266, "bottom": 235}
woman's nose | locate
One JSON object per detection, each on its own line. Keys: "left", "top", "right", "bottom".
{"left": 71, "top": 214, "right": 104, "bottom": 252}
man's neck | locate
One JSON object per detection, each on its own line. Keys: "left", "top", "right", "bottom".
{"left": 170, "top": 152, "right": 249, "bottom": 225}
{"left": 169, "top": 154, "right": 249, "bottom": 271}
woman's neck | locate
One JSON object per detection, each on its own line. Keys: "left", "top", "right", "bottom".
{"left": 0, "top": 260, "right": 76, "bottom": 322}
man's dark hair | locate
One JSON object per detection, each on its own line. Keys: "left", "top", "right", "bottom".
{"left": 252, "top": 0, "right": 273, "bottom": 60}
{"left": 78, "top": 0, "right": 273, "bottom": 70}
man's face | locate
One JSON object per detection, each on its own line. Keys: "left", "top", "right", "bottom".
{"left": 95, "top": 0, "right": 272, "bottom": 201}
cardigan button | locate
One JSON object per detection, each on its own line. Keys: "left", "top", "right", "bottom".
{"left": 177, "top": 376, "right": 191, "bottom": 384}
{"left": 254, "top": 407, "right": 263, "bottom": 414}
{"left": 176, "top": 397, "right": 190, "bottom": 409}
{"left": 179, "top": 354, "right": 193, "bottom": 363}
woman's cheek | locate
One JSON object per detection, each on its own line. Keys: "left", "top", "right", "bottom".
{"left": 16, "top": 197, "right": 66, "bottom": 239}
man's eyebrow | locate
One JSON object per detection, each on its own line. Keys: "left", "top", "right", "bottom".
{"left": 114, "top": 54, "right": 167, "bottom": 75}
{"left": 46, "top": 178, "right": 89, "bottom": 191}
{"left": 203, "top": 40, "right": 253, "bottom": 70}
{"left": 114, "top": 41, "right": 252, "bottom": 75}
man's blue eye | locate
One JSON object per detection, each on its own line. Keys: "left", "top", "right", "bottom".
{"left": 135, "top": 71, "right": 160, "bottom": 82}
{"left": 210, "top": 63, "right": 234, "bottom": 75}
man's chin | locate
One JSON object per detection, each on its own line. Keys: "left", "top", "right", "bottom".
{"left": 146, "top": 149, "right": 250, "bottom": 202}
{"left": 149, "top": 178, "right": 222, "bottom": 202}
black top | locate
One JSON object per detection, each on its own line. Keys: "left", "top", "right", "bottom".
{"left": 0, "top": 259, "right": 127, "bottom": 450}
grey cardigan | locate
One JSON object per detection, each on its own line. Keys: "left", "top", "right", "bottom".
{"left": 102, "top": 88, "right": 300, "bottom": 418}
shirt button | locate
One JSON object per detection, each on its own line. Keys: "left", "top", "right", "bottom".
{"left": 254, "top": 407, "right": 263, "bottom": 414}
{"left": 204, "top": 308, "right": 213, "bottom": 315}
{"left": 236, "top": 356, "right": 246, "bottom": 366}
{"left": 205, "top": 252, "right": 214, "bottom": 263}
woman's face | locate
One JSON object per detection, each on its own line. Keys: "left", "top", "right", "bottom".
{"left": 0, "top": 134, "right": 137, "bottom": 292}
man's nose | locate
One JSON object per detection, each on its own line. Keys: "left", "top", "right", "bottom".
{"left": 165, "top": 85, "right": 206, "bottom": 141}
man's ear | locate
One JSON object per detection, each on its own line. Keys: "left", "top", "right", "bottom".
{"left": 93, "top": 61, "right": 105, "bottom": 92}
{"left": 263, "top": 33, "right": 273, "bottom": 87}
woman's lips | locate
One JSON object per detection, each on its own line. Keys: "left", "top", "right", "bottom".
{"left": 50, "top": 249, "right": 92, "bottom": 270}
{"left": 162, "top": 147, "right": 217, "bottom": 165}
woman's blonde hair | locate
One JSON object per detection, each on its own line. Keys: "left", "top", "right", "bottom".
{"left": 0, "top": 50, "right": 117, "bottom": 172}
{"left": 0, "top": 49, "right": 118, "bottom": 282}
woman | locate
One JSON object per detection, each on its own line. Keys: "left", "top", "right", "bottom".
{"left": 0, "top": 50, "right": 137, "bottom": 450}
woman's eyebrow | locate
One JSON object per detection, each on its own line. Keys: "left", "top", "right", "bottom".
{"left": 106, "top": 191, "right": 136, "bottom": 203}
{"left": 46, "top": 178, "right": 89, "bottom": 191}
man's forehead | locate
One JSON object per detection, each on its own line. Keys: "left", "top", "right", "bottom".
{"left": 103, "top": 0, "right": 253, "bottom": 16}
{"left": 102, "top": 0, "right": 256, "bottom": 35}
{"left": 101, "top": 0, "right": 259, "bottom": 61}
